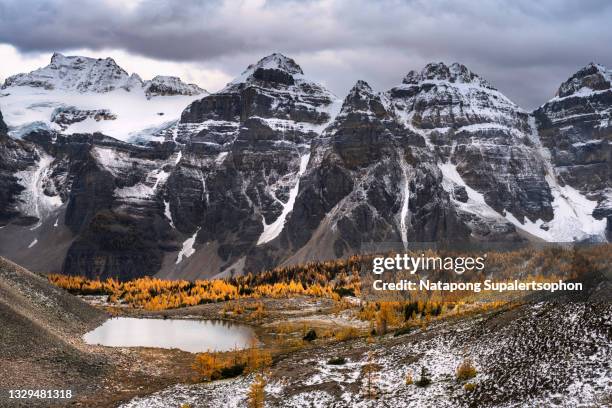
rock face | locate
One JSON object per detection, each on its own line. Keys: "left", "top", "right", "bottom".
{"left": 0, "top": 109, "right": 7, "bottom": 134}
{"left": 0, "top": 56, "right": 610, "bottom": 279}
{"left": 0, "top": 126, "right": 181, "bottom": 278}
{"left": 51, "top": 107, "right": 117, "bottom": 129}
{"left": 0, "top": 112, "right": 39, "bottom": 225}
{"left": 278, "top": 79, "right": 470, "bottom": 267}
{"left": 164, "top": 53, "right": 341, "bottom": 276}
{"left": 388, "top": 62, "right": 553, "bottom": 224}
{"left": 534, "top": 63, "right": 612, "bottom": 239}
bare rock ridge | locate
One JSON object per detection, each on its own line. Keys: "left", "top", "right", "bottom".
{"left": 0, "top": 55, "right": 610, "bottom": 279}
{"left": 0, "top": 109, "right": 7, "bottom": 134}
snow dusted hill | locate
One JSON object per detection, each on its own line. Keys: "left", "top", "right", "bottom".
{"left": 0, "top": 55, "right": 610, "bottom": 279}
{"left": 0, "top": 53, "right": 207, "bottom": 141}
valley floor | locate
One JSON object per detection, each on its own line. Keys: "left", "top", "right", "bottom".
{"left": 117, "top": 300, "right": 612, "bottom": 408}
{"left": 1, "top": 256, "right": 611, "bottom": 408}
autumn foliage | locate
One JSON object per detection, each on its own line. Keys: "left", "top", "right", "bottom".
{"left": 47, "top": 244, "right": 609, "bottom": 311}
{"left": 192, "top": 340, "right": 272, "bottom": 382}
{"left": 48, "top": 256, "right": 365, "bottom": 310}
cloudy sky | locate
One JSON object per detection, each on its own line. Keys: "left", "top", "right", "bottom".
{"left": 1, "top": 0, "right": 611, "bottom": 109}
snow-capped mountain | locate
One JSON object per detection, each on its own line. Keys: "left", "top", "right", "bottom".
{"left": 0, "top": 55, "right": 609, "bottom": 280}
{"left": 143, "top": 76, "right": 205, "bottom": 98}
{"left": 534, "top": 63, "right": 612, "bottom": 237}
{"left": 3, "top": 53, "right": 142, "bottom": 93}
{"left": 0, "top": 53, "right": 207, "bottom": 141}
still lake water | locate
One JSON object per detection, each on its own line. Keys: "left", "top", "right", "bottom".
{"left": 83, "top": 317, "right": 256, "bottom": 353}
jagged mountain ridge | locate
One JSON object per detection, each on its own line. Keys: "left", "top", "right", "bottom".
{"left": 0, "top": 54, "right": 609, "bottom": 279}
{"left": 2, "top": 53, "right": 206, "bottom": 95}
{"left": 0, "top": 53, "right": 208, "bottom": 142}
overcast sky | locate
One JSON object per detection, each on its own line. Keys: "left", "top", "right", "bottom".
{"left": 1, "top": 0, "right": 611, "bottom": 109}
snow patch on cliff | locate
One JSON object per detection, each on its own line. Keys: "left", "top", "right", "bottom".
{"left": 257, "top": 153, "right": 310, "bottom": 245}
{"left": 176, "top": 228, "right": 200, "bottom": 264}
{"left": 14, "top": 151, "right": 62, "bottom": 226}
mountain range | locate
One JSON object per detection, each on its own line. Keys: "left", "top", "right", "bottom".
{"left": 0, "top": 53, "right": 610, "bottom": 280}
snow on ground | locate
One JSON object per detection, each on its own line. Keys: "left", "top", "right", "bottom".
{"left": 14, "top": 150, "right": 62, "bottom": 228}
{"left": 114, "top": 168, "right": 171, "bottom": 201}
{"left": 438, "top": 161, "right": 503, "bottom": 221}
{"left": 176, "top": 228, "right": 200, "bottom": 264}
{"left": 117, "top": 300, "right": 611, "bottom": 408}
{"left": 90, "top": 146, "right": 133, "bottom": 176}
{"left": 398, "top": 149, "right": 412, "bottom": 249}
{"left": 164, "top": 201, "right": 175, "bottom": 229}
{"left": 502, "top": 119, "right": 608, "bottom": 242}
{"left": 92, "top": 146, "right": 178, "bottom": 206}
{"left": 119, "top": 380, "right": 251, "bottom": 408}
{"left": 504, "top": 178, "right": 606, "bottom": 242}
{"left": 0, "top": 86, "right": 203, "bottom": 142}
{"left": 438, "top": 157, "right": 606, "bottom": 242}
{"left": 257, "top": 153, "right": 310, "bottom": 245}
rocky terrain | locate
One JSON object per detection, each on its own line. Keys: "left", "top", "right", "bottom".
{"left": 0, "top": 250, "right": 610, "bottom": 407}
{"left": 0, "top": 256, "right": 108, "bottom": 407}
{"left": 0, "top": 54, "right": 610, "bottom": 280}
{"left": 119, "top": 272, "right": 612, "bottom": 408}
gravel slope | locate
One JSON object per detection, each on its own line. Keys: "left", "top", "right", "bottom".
{"left": 0, "top": 257, "right": 109, "bottom": 407}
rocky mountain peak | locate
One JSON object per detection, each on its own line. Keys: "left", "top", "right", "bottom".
{"left": 50, "top": 52, "right": 120, "bottom": 70}
{"left": 226, "top": 53, "right": 306, "bottom": 88}
{"left": 333, "top": 80, "right": 389, "bottom": 124}
{"left": 143, "top": 75, "right": 207, "bottom": 97}
{"left": 3, "top": 52, "right": 139, "bottom": 92}
{"left": 347, "top": 79, "right": 374, "bottom": 97}
{"left": 557, "top": 63, "right": 612, "bottom": 98}
{"left": 402, "top": 62, "right": 492, "bottom": 88}
{"left": 249, "top": 53, "right": 304, "bottom": 75}
{"left": 2, "top": 53, "right": 206, "bottom": 98}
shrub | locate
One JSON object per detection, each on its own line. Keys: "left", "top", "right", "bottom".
{"left": 405, "top": 371, "right": 413, "bottom": 385}
{"left": 245, "top": 341, "right": 272, "bottom": 374}
{"left": 464, "top": 382, "right": 477, "bottom": 392}
{"left": 327, "top": 356, "right": 347, "bottom": 365}
{"left": 303, "top": 329, "right": 317, "bottom": 342}
{"left": 333, "top": 287, "right": 355, "bottom": 297}
{"left": 220, "top": 363, "right": 246, "bottom": 378}
{"left": 247, "top": 373, "right": 265, "bottom": 408}
{"left": 415, "top": 367, "right": 431, "bottom": 387}
{"left": 361, "top": 352, "right": 381, "bottom": 399}
{"left": 335, "top": 327, "right": 360, "bottom": 341}
{"left": 456, "top": 358, "right": 477, "bottom": 381}
{"left": 249, "top": 302, "right": 266, "bottom": 320}
{"left": 192, "top": 341, "right": 272, "bottom": 382}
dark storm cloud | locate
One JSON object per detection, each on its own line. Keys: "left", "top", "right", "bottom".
{"left": 1, "top": 0, "right": 611, "bottom": 108}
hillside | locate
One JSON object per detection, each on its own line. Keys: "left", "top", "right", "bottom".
{"left": 119, "top": 270, "right": 612, "bottom": 408}
{"left": 0, "top": 256, "right": 108, "bottom": 406}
